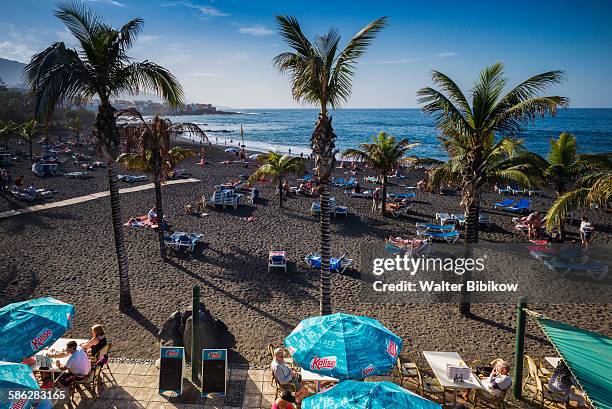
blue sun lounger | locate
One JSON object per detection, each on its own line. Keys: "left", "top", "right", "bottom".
{"left": 416, "top": 229, "right": 460, "bottom": 243}
{"left": 506, "top": 198, "right": 531, "bottom": 214}
{"left": 164, "top": 232, "right": 202, "bottom": 255}
{"left": 493, "top": 198, "right": 515, "bottom": 209}
{"left": 389, "top": 193, "right": 416, "bottom": 200}
{"left": 543, "top": 259, "right": 608, "bottom": 280}
{"left": 304, "top": 253, "right": 353, "bottom": 273}
{"left": 415, "top": 223, "right": 456, "bottom": 232}
{"left": 332, "top": 177, "right": 346, "bottom": 187}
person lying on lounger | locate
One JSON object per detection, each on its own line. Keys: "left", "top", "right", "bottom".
{"left": 518, "top": 211, "right": 541, "bottom": 238}
{"left": 147, "top": 206, "right": 158, "bottom": 223}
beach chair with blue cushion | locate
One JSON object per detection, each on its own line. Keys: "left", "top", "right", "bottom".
{"left": 222, "top": 191, "right": 243, "bottom": 210}
{"left": 416, "top": 229, "right": 460, "bottom": 243}
{"left": 304, "top": 253, "right": 353, "bottom": 274}
{"left": 311, "top": 198, "right": 336, "bottom": 216}
{"left": 415, "top": 223, "right": 456, "bottom": 233}
{"left": 166, "top": 232, "right": 202, "bottom": 255}
{"left": 543, "top": 259, "right": 608, "bottom": 280}
{"left": 495, "top": 184, "right": 512, "bottom": 195}
{"left": 268, "top": 250, "right": 287, "bottom": 273}
{"left": 451, "top": 213, "right": 491, "bottom": 228}
{"left": 332, "top": 177, "right": 346, "bottom": 187}
{"left": 388, "top": 192, "right": 416, "bottom": 201}
{"left": 335, "top": 206, "right": 348, "bottom": 218}
{"left": 344, "top": 177, "right": 357, "bottom": 188}
{"left": 206, "top": 190, "right": 224, "bottom": 207}
{"left": 493, "top": 198, "right": 515, "bottom": 209}
{"left": 506, "top": 198, "right": 531, "bottom": 214}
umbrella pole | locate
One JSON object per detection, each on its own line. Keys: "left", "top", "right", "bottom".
{"left": 513, "top": 297, "right": 527, "bottom": 399}
{"left": 191, "top": 285, "right": 200, "bottom": 385}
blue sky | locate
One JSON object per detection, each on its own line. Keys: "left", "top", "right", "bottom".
{"left": 1, "top": 0, "right": 611, "bottom": 108}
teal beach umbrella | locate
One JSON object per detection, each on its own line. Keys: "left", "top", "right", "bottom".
{"left": 0, "top": 361, "right": 40, "bottom": 409}
{"left": 285, "top": 313, "right": 402, "bottom": 380}
{"left": 301, "top": 381, "right": 442, "bottom": 409}
{"left": 0, "top": 297, "right": 74, "bottom": 362}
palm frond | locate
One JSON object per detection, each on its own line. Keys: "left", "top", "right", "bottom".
{"left": 118, "top": 62, "right": 184, "bottom": 107}
{"left": 54, "top": 1, "right": 101, "bottom": 47}
{"left": 118, "top": 17, "right": 144, "bottom": 48}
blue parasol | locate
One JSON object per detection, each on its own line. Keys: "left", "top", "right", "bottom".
{"left": 0, "top": 297, "right": 74, "bottom": 362}
{"left": 0, "top": 361, "right": 40, "bottom": 409}
{"left": 284, "top": 313, "right": 402, "bottom": 380}
{"left": 301, "top": 381, "right": 442, "bottom": 409}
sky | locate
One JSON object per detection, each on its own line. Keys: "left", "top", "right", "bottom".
{"left": 1, "top": 0, "right": 611, "bottom": 108}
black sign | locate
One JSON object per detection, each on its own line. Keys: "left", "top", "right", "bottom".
{"left": 159, "top": 347, "right": 184, "bottom": 395}
{"left": 201, "top": 349, "right": 227, "bottom": 396}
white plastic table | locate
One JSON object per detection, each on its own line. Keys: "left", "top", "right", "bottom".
{"left": 423, "top": 351, "right": 482, "bottom": 404}
{"left": 545, "top": 356, "right": 562, "bottom": 369}
{"left": 300, "top": 368, "right": 339, "bottom": 392}
{"left": 31, "top": 338, "right": 89, "bottom": 374}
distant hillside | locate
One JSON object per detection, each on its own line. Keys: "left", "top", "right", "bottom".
{"left": 0, "top": 57, "right": 26, "bottom": 87}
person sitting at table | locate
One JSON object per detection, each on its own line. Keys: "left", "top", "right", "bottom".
{"left": 479, "top": 360, "right": 512, "bottom": 396}
{"left": 271, "top": 348, "right": 308, "bottom": 402}
{"left": 80, "top": 324, "right": 107, "bottom": 358}
{"left": 271, "top": 389, "right": 296, "bottom": 409}
{"left": 51, "top": 340, "right": 91, "bottom": 387}
{"left": 460, "top": 359, "right": 512, "bottom": 400}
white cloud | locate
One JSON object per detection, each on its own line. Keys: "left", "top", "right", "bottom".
{"left": 238, "top": 25, "right": 274, "bottom": 37}
{"left": 432, "top": 52, "right": 457, "bottom": 58}
{"left": 187, "top": 72, "right": 220, "bottom": 77}
{"left": 164, "top": 1, "right": 228, "bottom": 17}
{"left": 370, "top": 57, "right": 423, "bottom": 65}
{"left": 137, "top": 35, "right": 160, "bottom": 44}
{"left": 86, "top": 0, "right": 126, "bottom": 7}
{"left": 0, "top": 41, "right": 36, "bottom": 62}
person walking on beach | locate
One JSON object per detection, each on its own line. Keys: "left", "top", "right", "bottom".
{"left": 372, "top": 187, "right": 381, "bottom": 214}
{"left": 579, "top": 216, "right": 594, "bottom": 249}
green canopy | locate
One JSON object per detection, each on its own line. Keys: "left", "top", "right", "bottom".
{"left": 534, "top": 317, "right": 612, "bottom": 409}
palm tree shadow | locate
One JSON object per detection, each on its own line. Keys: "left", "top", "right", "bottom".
{"left": 123, "top": 307, "right": 160, "bottom": 337}
{"left": 467, "top": 313, "right": 549, "bottom": 344}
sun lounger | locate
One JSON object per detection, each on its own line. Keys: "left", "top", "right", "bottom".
{"left": 435, "top": 212, "right": 454, "bottom": 225}
{"left": 494, "top": 184, "right": 512, "bottom": 195}
{"left": 344, "top": 177, "right": 357, "bottom": 188}
{"left": 525, "top": 188, "right": 542, "bottom": 197}
{"left": 386, "top": 202, "right": 414, "bottom": 218}
{"left": 385, "top": 236, "right": 432, "bottom": 256}
{"left": 388, "top": 193, "right": 416, "bottom": 200}
{"left": 416, "top": 229, "right": 460, "bottom": 243}
{"left": 222, "top": 191, "right": 243, "bottom": 210}
{"left": 304, "top": 253, "right": 353, "bottom": 274}
{"left": 451, "top": 213, "right": 491, "bottom": 228}
{"left": 364, "top": 176, "right": 380, "bottom": 184}
{"left": 65, "top": 171, "right": 91, "bottom": 179}
{"left": 530, "top": 245, "right": 586, "bottom": 263}
{"left": 344, "top": 189, "right": 373, "bottom": 198}
{"left": 332, "top": 177, "right": 346, "bottom": 187}
{"left": 506, "top": 198, "right": 531, "bottom": 214}
{"left": 164, "top": 232, "right": 202, "bottom": 255}
{"left": 118, "top": 175, "right": 147, "bottom": 183}
{"left": 335, "top": 206, "right": 348, "bottom": 218}
{"left": 493, "top": 198, "right": 515, "bottom": 209}
{"left": 268, "top": 250, "right": 287, "bottom": 273}
{"left": 311, "top": 198, "right": 336, "bottom": 216}
{"left": 543, "top": 259, "right": 608, "bottom": 280}
{"left": 415, "top": 223, "right": 456, "bottom": 232}
{"left": 509, "top": 184, "right": 526, "bottom": 195}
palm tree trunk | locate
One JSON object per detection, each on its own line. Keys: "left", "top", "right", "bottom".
{"left": 29, "top": 139, "right": 32, "bottom": 158}
{"left": 312, "top": 112, "right": 336, "bottom": 316}
{"left": 461, "top": 182, "right": 480, "bottom": 317}
{"left": 319, "top": 182, "right": 333, "bottom": 316}
{"left": 107, "top": 162, "right": 133, "bottom": 311}
{"left": 278, "top": 176, "right": 283, "bottom": 208}
{"left": 154, "top": 178, "right": 166, "bottom": 259}
{"left": 381, "top": 173, "right": 388, "bottom": 217}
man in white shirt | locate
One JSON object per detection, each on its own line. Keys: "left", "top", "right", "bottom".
{"left": 53, "top": 340, "right": 91, "bottom": 387}
{"left": 480, "top": 360, "right": 512, "bottom": 397}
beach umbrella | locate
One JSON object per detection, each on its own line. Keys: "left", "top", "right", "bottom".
{"left": 0, "top": 361, "right": 40, "bottom": 409}
{"left": 0, "top": 297, "right": 74, "bottom": 362}
{"left": 302, "top": 381, "right": 441, "bottom": 409}
{"left": 249, "top": 153, "right": 261, "bottom": 160}
{"left": 284, "top": 313, "right": 402, "bottom": 380}
{"left": 224, "top": 147, "right": 238, "bottom": 153}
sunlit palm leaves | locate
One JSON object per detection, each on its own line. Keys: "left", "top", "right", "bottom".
{"left": 247, "top": 151, "right": 305, "bottom": 207}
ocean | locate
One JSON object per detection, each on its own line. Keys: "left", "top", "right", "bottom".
{"left": 168, "top": 108, "right": 612, "bottom": 160}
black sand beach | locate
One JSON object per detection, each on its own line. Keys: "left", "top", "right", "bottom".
{"left": 1, "top": 140, "right": 610, "bottom": 369}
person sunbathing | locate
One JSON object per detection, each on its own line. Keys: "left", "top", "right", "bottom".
{"left": 519, "top": 211, "right": 541, "bottom": 238}
{"left": 80, "top": 324, "right": 107, "bottom": 358}
{"left": 147, "top": 206, "right": 158, "bottom": 223}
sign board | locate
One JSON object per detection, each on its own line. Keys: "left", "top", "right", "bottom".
{"left": 159, "top": 346, "right": 185, "bottom": 396}
{"left": 201, "top": 349, "right": 228, "bottom": 397}
{"left": 446, "top": 364, "right": 472, "bottom": 383}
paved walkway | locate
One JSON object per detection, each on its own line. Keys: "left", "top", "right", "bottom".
{"left": 53, "top": 362, "right": 283, "bottom": 409}
{"left": 0, "top": 178, "right": 201, "bottom": 220}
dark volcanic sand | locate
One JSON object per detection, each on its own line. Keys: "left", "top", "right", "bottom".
{"left": 1, "top": 140, "right": 610, "bottom": 374}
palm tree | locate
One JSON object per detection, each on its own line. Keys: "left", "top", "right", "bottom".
{"left": 67, "top": 115, "right": 83, "bottom": 146}
{"left": 343, "top": 131, "right": 418, "bottom": 216}
{"left": 24, "top": 1, "right": 184, "bottom": 311}
{"left": 0, "top": 120, "right": 18, "bottom": 149}
{"left": 274, "top": 15, "right": 386, "bottom": 315}
{"left": 418, "top": 62, "right": 568, "bottom": 245}
{"left": 247, "top": 152, "right": 305, "bottom": 207}
{"left": 20, "top": 119, "right": 39, "bottom": 158}
{"left": 545, "top": 154, "right": 612, "bottom": 232}
{"left": 117, "top": 111, "right": 201, "bottom": 258}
